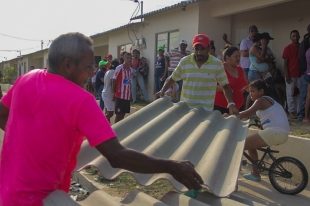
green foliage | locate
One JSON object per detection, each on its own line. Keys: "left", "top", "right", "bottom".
{"left": 1, "top": 66, "right": 17, "bottom": 84}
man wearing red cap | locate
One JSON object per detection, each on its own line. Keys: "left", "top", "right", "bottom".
{"left": 155, "top": 34, "right": 238, "bottom": 115}
{"left": 105, "top": 53, "right": 113, "bottom": 70}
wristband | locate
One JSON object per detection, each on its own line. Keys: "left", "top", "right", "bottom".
{"left": 227, "top": 102, "right": 235, "bottom": 108}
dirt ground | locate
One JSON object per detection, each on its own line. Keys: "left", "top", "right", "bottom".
{"left": 288, "top": 119, "right": 310, "bottom": 138}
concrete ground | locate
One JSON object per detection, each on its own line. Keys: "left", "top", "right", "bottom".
{"left": 234, "top": 166, "right": 310, "bottom": 205}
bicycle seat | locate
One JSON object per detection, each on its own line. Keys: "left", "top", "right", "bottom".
{"left": 257, "top": 146, "right": 279, "bottom": 153}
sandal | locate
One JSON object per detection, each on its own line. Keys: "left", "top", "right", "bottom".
{"left": 243, "top": 173, "right": 261, "bottom": 182}
{"left": 303, "top": 118, "right": 310, "bottom": 123}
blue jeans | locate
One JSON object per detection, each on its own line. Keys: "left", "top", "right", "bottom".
{"left": 97, "top": 85, "right": 104, "bottom": 111}
{"left": 297, "top": 74, "right": 308, "bottom": 120}
{"left": 131, "top": 72, "right": 149, "bottom": 102}
{"left": 168, "top": 71, "right": 183, "bottom": 91}
{"left": 248, "top": 70, "right": 262, "bottom": 82}
{"left": 154, "top": 73, "right": 164, "bottom": 92}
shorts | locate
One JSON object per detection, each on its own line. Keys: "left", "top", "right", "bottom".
{"left": 102, "top": 96, "right": 115, "bottom": 111}
{"left": 258, "top": 130, "right": 288, "bottom": 146}
{"left": 248, "top": 70, "right": 262, "bottom": 82}
{"left": 115, "top": 97, "right": 130, "bottom": 115}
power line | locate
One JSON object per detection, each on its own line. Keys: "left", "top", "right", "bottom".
{"left": 0, "top": 33, "right": 50, "bottom": 42}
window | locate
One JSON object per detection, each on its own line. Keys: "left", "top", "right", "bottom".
{"left": 118, "top": 43, "right": 133, "bottom": 58}
{"left": 156, "top": 30, "right": 179, "bottom": 53}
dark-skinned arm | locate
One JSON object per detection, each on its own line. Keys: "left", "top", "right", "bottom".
{"left": 222, "top": 84, "right": 239, "bottom": 115}
{"left": 95, "top": 138, "right": 203, "bottom": 190}
{"left": 239, "top": 98, "right": 267, "bottom": 119}
{"left": 0, "top": 102, "right": 9, "bottom": 131}
{"left": 283, "top": 58, "right": 291, "bottom": 84}
{"left": 154, "top": 76, "right": 176, "bottom": 99}
{"left": 111, "top": 79, "right": 116, "bottom": 101}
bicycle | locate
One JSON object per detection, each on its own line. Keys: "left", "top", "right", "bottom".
{"left": 242, "top": 120, "right": 309, "bottom": 195}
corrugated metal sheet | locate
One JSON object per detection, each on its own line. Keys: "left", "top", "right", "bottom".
{"left": 130, "top": 0, "right": 206, "bottom": 20}
{"left": 43, "top": 189, "right": 265, "bottom": 206}
{"left": 42, "top": 97, "right": 254, "bottom": 205}
{"left": 75, "top": 97, "right": 249, "bottom": 197}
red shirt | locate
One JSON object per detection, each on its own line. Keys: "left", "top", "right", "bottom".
{"left": 282, "top": 43, "right": 300, "bottom": 78}
{"left": 113, "top": 64, "right": 132, "bottom": 100}
{"left": 214, "top": 65, "right": 246, "bottom": 109}
{"left": 131, "top": 59, "right": 139, "bottom": 69}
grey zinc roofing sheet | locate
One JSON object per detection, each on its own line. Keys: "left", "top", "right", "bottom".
{"left": 43, "top": 189, "right": 265, "bottom": 206}
{"left": 74, "top": 97, "right": 249, "bottom": 197}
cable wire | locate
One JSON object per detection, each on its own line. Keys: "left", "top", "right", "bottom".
{"left": 0, "top": 33, "right": 51, "bottom": 42}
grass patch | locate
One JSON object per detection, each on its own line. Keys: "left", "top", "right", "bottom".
{"left": 84, "top": 167, "right": 210, "bottom": 200}
{"left": 131, "top": 98, "right": 148, "bottom": 109}
{"left": 85, "top": 167, "right": 177, "bottom": 199}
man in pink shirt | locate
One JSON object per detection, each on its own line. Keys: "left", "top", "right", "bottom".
{"left": 0, "top": 33, "right": 203, "bottom": 206}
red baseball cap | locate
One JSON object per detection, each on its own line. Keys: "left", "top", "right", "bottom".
{"left": 105, "top": 53, "right": 112, "bottom": 58}
{"left": 192, "top": 34, "right": 210, "bottom": 48}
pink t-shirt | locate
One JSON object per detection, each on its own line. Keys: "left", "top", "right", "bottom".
{"left": 0, "top": 69, "right": 116, "bottom": 206}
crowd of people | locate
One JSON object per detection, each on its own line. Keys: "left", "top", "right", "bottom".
{"left": 1, "top": 23, "right": 310, "bottom": 204}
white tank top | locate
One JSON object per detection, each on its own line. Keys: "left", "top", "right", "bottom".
{"left": 256, "top": 96, "right": 290, "bottom": 133}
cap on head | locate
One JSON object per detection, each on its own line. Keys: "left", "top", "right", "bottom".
{"left": 192, "top": 34, "right": 210, "bottom": 48}
{"left": 105, "top": 53, "right": 112, "bottom": 58}
{"left": 249, "top": 25, "right": 258, "bottom": 32}
{"left": 262, "top": 32, "right": 274, "bottom": 40}
{"left": 98, "top": 60, "right": 108, "bottom": 67}
{"left": 179, "top": 40, "right": 187, "bottom": 45}
{"left": 157, "top": 46, "right": 165, "bottom": 51}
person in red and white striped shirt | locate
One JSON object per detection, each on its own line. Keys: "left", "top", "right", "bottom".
{"left": 112, "top": 52, "right": 133, "bottom": 123}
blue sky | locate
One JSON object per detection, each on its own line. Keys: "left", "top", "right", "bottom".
{"left": 0, "top": 0, "right": 181, "bottom": 61}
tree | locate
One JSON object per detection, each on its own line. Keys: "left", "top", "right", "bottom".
{"left": 1, "top": 66, "right": 17, "bottom": 84}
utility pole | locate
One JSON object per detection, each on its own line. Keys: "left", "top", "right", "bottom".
{"left": 141, "top": 1, "right": 143, "bottom": 22}
{"left": 41, "top": 40, "right": 44, "bottom": 50}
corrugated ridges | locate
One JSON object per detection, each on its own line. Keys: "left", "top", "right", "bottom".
{"left": 43, "top": 190, "right": 265, "bottom": 206}
{"left": 75, "top": 97, "right": 249, "bottom": 197}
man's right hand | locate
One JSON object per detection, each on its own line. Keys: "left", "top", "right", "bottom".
{"left": 154, "top": 91, "right": 164, "bottom": 100}
{"left": 169, "top": 160, "right": 204, "bottom": 190}
{"left": 261, "top": 39, "right": 268, "bottom": 47}
{"left": 285, "top": 76, "right": 292, "bottom": 84}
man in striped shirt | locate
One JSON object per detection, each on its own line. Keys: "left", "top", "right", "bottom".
{"left": 112, "top": 53, "right": 133, "bottom": 123}
{"left": 155, "top": 34, "right": 238, "bottom": 115}
{"left": 165, "top": 40, "right": 191, "bottom": 91}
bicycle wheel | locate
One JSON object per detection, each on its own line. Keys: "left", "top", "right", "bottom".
{"left": 269, "top": 156, "right": 308, "bottom": 195}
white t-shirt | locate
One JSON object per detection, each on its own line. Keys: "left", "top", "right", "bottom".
{"left": 102, "top": 70, "right": 115, "bottom": 98}
{"left": 165, "top": 83, "right": 179, "bottom": 94}
{"left": 256, "top": 96, "right": 290, "bottom": 133}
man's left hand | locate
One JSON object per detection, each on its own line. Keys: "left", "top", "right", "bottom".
{"left": 228, "top": 105, "right": 239, "bottom": 115}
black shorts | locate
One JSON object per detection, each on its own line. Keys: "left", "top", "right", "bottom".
{"left": 213, "top": 105, "right": 229, "bottom": 115}
{"left": 115, "top": 97, "right": 131, "bottom": 115}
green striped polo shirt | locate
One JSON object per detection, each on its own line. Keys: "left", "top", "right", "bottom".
{"left": 171, "top": 54, "right": 228, "bottom": 111}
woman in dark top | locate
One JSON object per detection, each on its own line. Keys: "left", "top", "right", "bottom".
{"left": 154, "top": 46, "right": 166, "bottom": 92}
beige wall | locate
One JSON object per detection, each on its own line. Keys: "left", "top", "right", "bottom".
{"left": 231, "top": 0, "right": 310, "bottom": 71}
{"left": 199, "top": 1, "right": 232, "bottom": 52}
{"left": 94, "top": 45, "right": 109, "bottom": 60}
